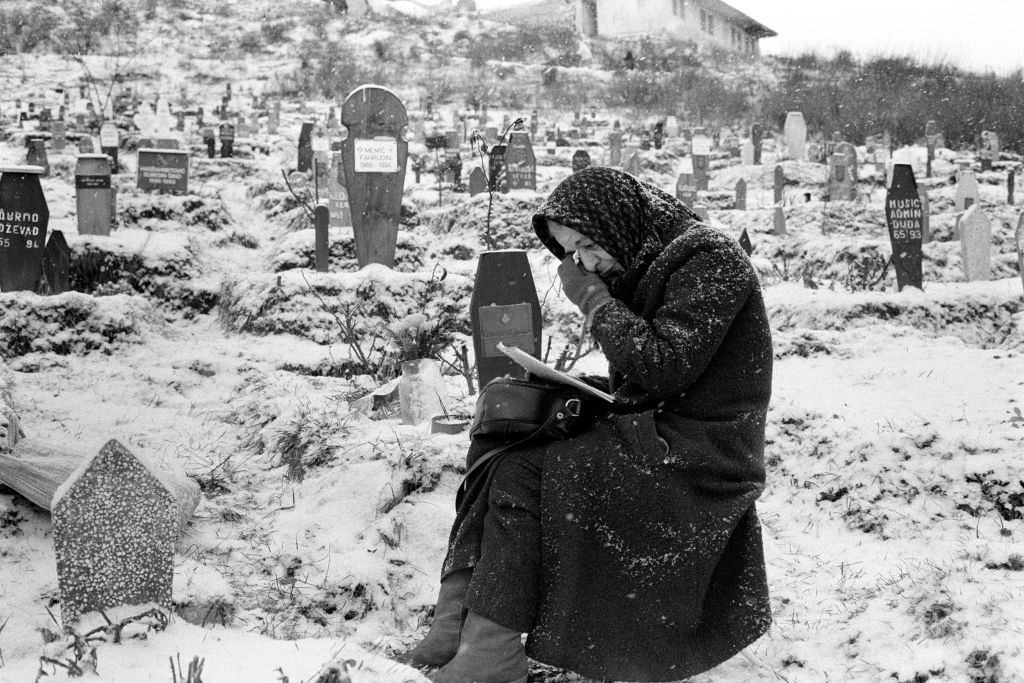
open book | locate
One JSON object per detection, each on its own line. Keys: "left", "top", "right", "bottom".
{"left": 497, "top": 342, "right": 615, "bottom": 403}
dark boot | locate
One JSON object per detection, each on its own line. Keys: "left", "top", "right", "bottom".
{"left": 429, "top": 611, "right": 528, "bottom": 683}
{"left": 398, "top": 570, "right": 471, "bottom": 669}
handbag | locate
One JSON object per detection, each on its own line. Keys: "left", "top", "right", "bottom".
{"left": 457, "top": 376, "right": 587, "bottom": 507}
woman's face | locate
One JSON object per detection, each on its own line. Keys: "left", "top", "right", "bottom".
{"left": 547, "top": 221, "right": 624, "bottom": 275}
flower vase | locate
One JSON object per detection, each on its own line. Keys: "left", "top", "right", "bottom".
{"left": 399, "top": 359, "right": 448, "bottom": 426}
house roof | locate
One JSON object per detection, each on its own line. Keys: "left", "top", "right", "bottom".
{"left": 701, "top": 0, "right": 777, "bottom": 38}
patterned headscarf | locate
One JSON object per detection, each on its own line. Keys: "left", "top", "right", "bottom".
{"left": 533, "top": 167, "right": 702, "bottom": 298}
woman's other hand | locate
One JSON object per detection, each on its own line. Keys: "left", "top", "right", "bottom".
{"left": 558, "top": 255, "right": 613, "bottom": 319}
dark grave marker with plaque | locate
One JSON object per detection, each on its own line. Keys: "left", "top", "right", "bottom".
{"left": 327, "top": 152, "right": 352, "bottom": 228}
{"left": 885, "top": 164, "right": 924, "bottom": 291}
{"left": 315, "top": 204, "right": 329, "bottom": 272}
{"left": 470, "top": 250, "right": 542, "bottom": 387}
{"left": 298, "top": 122, "right": 314, "bottom": 173}
{"left": 75, "top": 155, "right": 113, "bottom": 236}
{"left": 505, "top": 132, "right": 536, "bottom": 191}
{"left": 137, "top": 149, "right": 189, "bottom": 194}
{"left": 739, "top": 228, "right": 753, "bottom": 256}
{"left": 99, "top": 123, "right": 119, "bottom": 172}
{"left": 735, "top": 179, "right": 747, "bottom": 210}
{"left": 469, "top": 166, "right": 487, "bottom": 196}
{"left": 26, "top": 139, "right": 49, "bottom": 177}
{"left": 340, "top": 85, "right": 408, "bottom": 267}
{"left": 219, "top": 122, "right": 235, "bottom": 158}
{"left": 0, "top": 167, "right": 49, "bottom": 291}
{"left": 751, "top": 123, "right": 763, "bottom": 165}
{"left": 41, "top": 230, "right": 71, "bottom": 295}
{"left": 773, "top": 165, "right": 784, "bottom": 205}
{"left": 572, "top": 150, "right": 591, "bottom": 173}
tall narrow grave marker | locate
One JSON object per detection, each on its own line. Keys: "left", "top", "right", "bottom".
{"left": 314, "top": 204, "right": 329, "bottom": 272}
{"left": 885, "top": 164, "right": 924, "bottom": 291}
{"left": 751, "top": 123, "right": 763, "bottom": 165}
{"left": 925, "top": 120, "right": 939, "bottom": 178}
{"left": 959, "top": 205, "right": 991, "bottom": 281}
{"left": 41, "top": 230, "right": 71, "bottom": 295}
{"left": 608, "top": 129, "right": 622, "bottom": 166}
{"left": 0, "top": 166, "right": 48, "bottom": 291}
{"left": 773, "top": 206, "right": 786, "bottom": 236}
{"left": 919, "top": 186, "right": 931, "bottom": 244}
{"left": 75, "top": 155, "right": 113, "bottom": 236}
{"left": 624, "top": 151, "right": 640, "bottom": 177}
{"left": 773, "top": 165, "right": 784, "bottom": 205}
{"left": 734, "top": 179, "right": 747, "bottom": 210}
{"left": 1015, "top": 213, "right": 1024, "bottom": 290}
{"left": 327, "top": 152, "right": 352, "bottom": 228}
{"left": 298, "top": 122, "right": 314, "bottom": 173}
{"left": 99, "top": 123, "right": 119, "bottom": 172}
{"left": 783, "top": 112, "right": 806, "bottom": 160}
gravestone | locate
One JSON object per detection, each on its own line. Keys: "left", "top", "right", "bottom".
{"left": 665, "top": 116, "right": 680, "bottom": 138}
{"left": 1016, "top": 213, "right": 1024, "bottom": 290}
{"left": 52, "top": 121, "right": 67, "bottom": 153}
{"left": 79, "top": 136, "right": 95, "bottom": 154}
{"left": 734, "top": 179, "right": 747, "bottom": 210}
{"left": 571, "top": 150, "right": 591, "bottom": 173}
{"left": 738, "top": 228, "right": 753, "bottom": 256}
{"left": 693, "top": 204, "right": 710, "bottom": 222}
{"left": 505, "top": 131, "right": 536, "bottom": 191}
{"left": 137, "top": 149, "right": 189, "bottom": 194}
{"left": 740, "top": 139, "right": 754, "bottom": 166}
{"left": 1008, "top": 168, "right": 1015, "bottom": 206}
{"left": 885, "top": 164, "right": 924, "bottom": 291}
{"left": 75, "top": 154, "right": 113, "bottom": 236}
{"left": 327, "top": 152, "right": 352, "bottom": 228}
{"left": 26, "top": 139, "right": 49, "bottom": 177}
{"left": 827, "top": 153, "right": 855, "bottom": 201}
{"left": 0, "top": 167, "right": 49, "bottom": 292}
{"left": 488, "top": 144, "right": 506, "bottom": 192}
{"left": 919, "top": 186, "right": 931, "bottom": 244}
{"left": 954, "top": 169, "right": 980, "bottom": 212}
{"left": 218, "top": 122, "right": 235, "bottom": 158}
{"left": 751, "top": 123, "right": 763, "bottom": 165}
{"left": 773, "top": 165, "right": 784, "bottom": 205}
{"left": 99, "top": 123, "right": 119, "bottom": 172}
{"left": 468, "top": 166, "right": 487, "bottom": 196}
{"left": 980, "top": 130, "right": 999, "bottom": 172}
{"left": 959, "top": 205, "right": 991, "bottom": 281}
{"left": 925, "top": 119, "right": 939, "bottom": 178}
{"left": 624, "top": 152, "right": 640, "bottom": 177}
{"left": 315, "top": 204, "right": 329, "bottom": 272}
{"left": 675, "top": 158, "right": 696, "bottom": 208}
{"left": 608, "top": 131, "right": 623, "bottom": 166}
{"left": 783, "top": 112, "right": 807, "bottom": 160}
{"left": 52, "top": 440, "right": 193, "bottom": 625}
{"left": 201, "top": 127, "right": 216, "bottom": 158}
{"left": 313, "top": 151, "right": 330, "bottom": 193}
{"left": 470, "top": 250, "right": 542, "bottom": 387}
{"left": 836, "top": 142, "right": 858, "bottom": 184}
{"left": 692, "top": 154, "right": 710, "bottom": 192}
{"left": 340, "top": 85, "right": 408, "bottom": 268}
{"left": 41, "top": 230, "right": 71, "bottom": 295}
{"left": 268, "top": 101, "right": 280, "bottom": 135}
{"left": 773, "top": 206, "right": 786, "bottom": 236}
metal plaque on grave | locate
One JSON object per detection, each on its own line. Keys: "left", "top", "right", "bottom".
{"left": 298, "top": 121, "right": 314, "bottom": 173}
{"left": 327, "top": 152, "right": 352, "bottom": 228}
{"left": 469, "top": 166, "right": 487, "bottom": 196}
{"left": 885, "top": 164, "right": 924, "bottom": 291}
{"left": 505, "top": 132, "right": 536, "bottom": 190}
{"left": 0, "top": 167, "right": 49, "bottom": 292}
{"left": 340, "top": 85, "right": 408, "bottom": 268}
{"left": 99, "top": 123, "right": 119, "bottom": 171}
{"left": 26, "top": 139, "right": 49, "bottom": 177}
{"left": 75, "top": 155, "right": 113, "bottom": 236}
{"left": 41, "top": 230, "right": 71, "bottom": 295}
{"left": 137, "top": 149, "right": 189, "bottom": 194}
{"left": 572, "top": 150, "right": 591, "bottom": 173}
{"left": 773, "top": 165, "right": 785, "bottom": 204}
{"left": 470, "top": 250, "right": 542, "bottom": 387}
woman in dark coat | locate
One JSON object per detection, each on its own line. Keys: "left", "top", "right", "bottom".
{"left": 402, "top": 167, "right": 773, "bottom": 682}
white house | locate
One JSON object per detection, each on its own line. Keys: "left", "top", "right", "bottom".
{"left": 483, "top": 0, "right": 776, "bottom": 55}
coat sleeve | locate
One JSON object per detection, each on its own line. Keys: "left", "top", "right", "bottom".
{"left": 589, "top": 233, "right": 756, "bottom": 399}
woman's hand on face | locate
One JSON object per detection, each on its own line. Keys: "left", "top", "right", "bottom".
{"left": 558, "top": 255, "right": 613, "bottom": 316}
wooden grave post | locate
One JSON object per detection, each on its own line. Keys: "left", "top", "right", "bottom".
{"left": 99, "top": 122, "right": 119, "bottom": 172}
{"left": 735, "top": 179, "right": 747, "bottom": 210}
{"left": 52, "top": 439, "right": 200, "bottom": 625}
{"left": 1008, "top": 168, "right": 1015, "bottom": 206}
{"left": 470, "top": 250, "right": 542, "bottom": 388}
{"left": 959, "top": 205, "right": 991, "bottom": 282}
{"left": 773, "top": 164, "right": 784, "bottom": 205}
{"left": 41, "top": 230, "right": 72, "bottom": 295}
{"left": 298, "top": 121, "right": 314, "bottom": 173}
{"left": 505, "top": 131, "right": 536, "bottom": 191}
{"left": 751, "top": 123, "right": 763, "bottom": 165}
{"left": 571, "top": 150, "right": 591, "bottom": 173}
{"left": 137, "top": 149, "right": 189, "bottom": 194}
{"left": 0, "top": 166, "right": 49, "bottom": 292}
{"left": 773, "top": 206, "right": 786, "bottom": 236}
{"left": 340, "top": 85, "right": 408, "bottom": 268}
{"left": 75, "top": 155, "right": 113, "bottom": 236}
{"left": 925, "top": 119, "right": 939, "bottom": 178}
{"left": 315, "top": 203, "right": 329, "bottom": 272}
{"left": 885, "top": 164, "right": 924, "bottom": 291}
{"left": 327, "top": 152, "right": 353, "bottom": 228}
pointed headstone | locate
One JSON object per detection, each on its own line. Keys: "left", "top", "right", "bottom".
{"left": 783, "top": 112, "right": 807, "bottom": 160}
{"left": 505, "top": 132, "right": 536, "bottom": 190}
{"left": 954, "top": 169, "right": 980, "bottom": 212}
{"left": 885, "top": 164, "right": 924, "bottom": 291}
{"left": 470, "top": 250, "right": 542, "bottom": 388}
{"left": 739, "top": 228, "right": 753, "bottom": 256}
{"left": 773, "top": 206, "right": 786, "bottom": 236}
{"left": 468, "top": 166, "right": 487, "bottom": 196}
{"left": 572, "top": 150, "right": 591, "bottom": 173}
{"left": 340, "top": 85, "right": 408, "bottom": 268}
{"left": 734, "top": 179, "right": 747, "bottom": 210}
{"left": 959, "top": 205, "right": 991, "bottom": 281}
{"left": 41, "top": 230, "right": 72, "bottom": 295}
{"left": 773, "top": 165, "right": 784, "bottom": 205}
{"left": 53, "top": 440, "right": 199, "bottom": 625}
{"left": 0, "top": 167, "right": 48, "bottom": 292}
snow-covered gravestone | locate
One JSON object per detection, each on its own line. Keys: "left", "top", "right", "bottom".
{"left": 885, "top": 164, "right": 924, "bottom": 291}
{"left": 470, "top": 250, "right": 542, "bottom": 387}
{"left": 773, "top": 165, "right": 784, "bottom": 205}
{"left": 505, "top": 131, "right": 536, "bottom": 191}
{"left": 468, "top": 166, "right": 487, "bottom": 197}
{"left": 664, "top": 116, "right": 679, "bottom": 138}
{"left": 980, "top": 131, "right": 999, "bottom": 172}
{"left": 740, "top": 139, "right": 754, "bottom": 166}
{"left": 1016, "top": 213, "right": 1024, "bottom": 290}
{"left": 340, "top": 85, "right": 408, "bottom": 268}
{"left": 734, "top": 179, "right": 747, "bottom": 210}
{"left": 955, "top": 169, "right": 981, "bottom": 212}
{"left": 572, "top": 150, "right": 591, "bottom": 173}
{"left": 0, "top": 166, "right": 48, "bottom": 292}
{"left": 959, "top": 205, "right": 991, "bottom": 282}
{"left": 783, "top": 112, "right": 806, "bottom": 160}
{"left": 53, "top": 440, "right": 200, "bottom": 625}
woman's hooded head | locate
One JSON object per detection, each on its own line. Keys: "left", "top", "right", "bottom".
{"left": 532, "top": 167, "right": 701, "bottom": 283}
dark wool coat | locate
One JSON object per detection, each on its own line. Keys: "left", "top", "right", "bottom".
{"left": 522, "top": 167, "right": 774, "bottom": 681}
